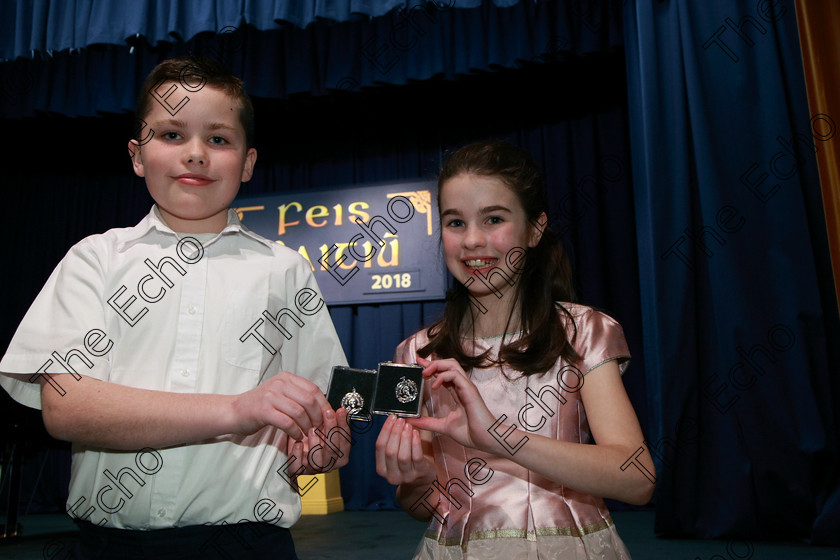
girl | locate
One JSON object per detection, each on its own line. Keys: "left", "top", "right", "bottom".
{"left": 375, "top": 141, "right": 654, "bottom": 559}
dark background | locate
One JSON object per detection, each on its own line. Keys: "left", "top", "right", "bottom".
{"left": 0, "top": 0, "right": 837, "bottom": 544}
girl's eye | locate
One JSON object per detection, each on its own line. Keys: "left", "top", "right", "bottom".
{"left": 209, "top": 136, "right": 228, "bottom": 145}
{"left": 163, "top": 131, "right": 182, "bottom": 140}
{"left": 446, "top": 219, "right": 464, "bottom": 228}
{"left": 487, "top": 216, "right": 504, "bottom": 225}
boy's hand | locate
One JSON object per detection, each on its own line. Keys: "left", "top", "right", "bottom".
{"left": 231, "top": 370, "right": 332, "bottom": 440}
{"left": 284, "top": 407, "right": 353, "bottom": 475}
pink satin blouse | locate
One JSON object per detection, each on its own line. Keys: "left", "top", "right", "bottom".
{"left": 394, "top": 303, "right": 634, "bottom": 560}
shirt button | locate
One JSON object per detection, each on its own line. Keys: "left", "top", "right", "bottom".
{"left": 188, "top": 305, "right": 197, "bottom": 314}
{"left": 180, "top": 369, "right": 189, "bottom": 377}
{"left": 157, "top": 509, "right": 166, "bottom": 517}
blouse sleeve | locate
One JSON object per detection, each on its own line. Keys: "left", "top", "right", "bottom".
{"left": 570, "top": 307, "right": 632, "bottom": 376}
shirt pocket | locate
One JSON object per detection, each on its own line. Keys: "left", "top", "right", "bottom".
{"left": 220, "top": 289, "right": 272, "bottom": 372}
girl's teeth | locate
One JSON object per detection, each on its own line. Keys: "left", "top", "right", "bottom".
{"left": 466, "top": 259, "right": 496, "bottom": 268}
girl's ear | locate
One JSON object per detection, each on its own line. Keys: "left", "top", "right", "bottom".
{"left": 128, "top": 140, "right": 145, "bottom": 177}
{"left": 528, "top": 212, "right": 548, "bottom": 247}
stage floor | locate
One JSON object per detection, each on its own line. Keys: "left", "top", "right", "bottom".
{"left": 1, "top": 510, "right": 838, "bottom": 559}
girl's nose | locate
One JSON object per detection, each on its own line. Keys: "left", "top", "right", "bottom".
{"left": 463, "top": 224, "right": 485, "bottom": 249}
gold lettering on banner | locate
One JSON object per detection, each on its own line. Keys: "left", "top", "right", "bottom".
{"left": 306, "top": 205, "right": 329, "bottom": 227}
{"left": 334, "top": 243, "right": 358, "bottom": 270}
{"left": 387, "top": 190, "right": 432, "bottom": 235}
{"left": 332, "top": 203, "right": 344, "bottom": 226}
{"left": 348, "top": 201, "right": 371, "bottom": 224}
{"left": 233, "top": 205, "right": 265, "bottom": 221}
{"left": 360, "top": 241, "right": 375, "bottom": 268}
{"left": 377, "top": 234, "right": 399, "bottom": 267}
{"left": 278, "top": 202, "right": 303, "bottom": 235}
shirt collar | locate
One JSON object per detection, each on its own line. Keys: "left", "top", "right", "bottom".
{"left": 117, "top": 205, "right": 274, "bottom": 251}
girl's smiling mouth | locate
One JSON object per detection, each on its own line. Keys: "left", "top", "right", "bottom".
{"left": 463, "top": 258, "right": 499, "bottom": 271}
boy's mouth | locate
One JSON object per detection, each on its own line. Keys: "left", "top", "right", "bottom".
{"left": 174, "top": 174, "right": 214, "bottom": 186}
{"left": 463, "top": 258, "right": 498, "bottom": 270}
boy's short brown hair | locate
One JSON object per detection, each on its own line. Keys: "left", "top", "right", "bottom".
{"left": 134, "top": 56, "right": 255, "bottom": 148}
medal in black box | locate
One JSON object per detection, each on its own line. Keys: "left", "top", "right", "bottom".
{"left": 373, "top": 362, "right": 424, "bottom": 417}
{"left": 326, "top": 366, "right": 377, "bottom": 421}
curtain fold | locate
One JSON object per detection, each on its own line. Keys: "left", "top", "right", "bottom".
{"left": 0, "top": 0, "right": 624, "bottom": 118}
{"left": 624, "top": 0, "right": 840, "bottom": 542}
{"left": 0, "top": 0, "right": 544, "bottom": 62}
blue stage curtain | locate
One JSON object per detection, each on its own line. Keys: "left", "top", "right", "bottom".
{"left": 0, "top": 0, "right": 623, "bottom": 118}
{"left": 1, "top": 0, "right": 444, "bottom": 61}
{"left": 2, "top": 1, "right": 544, "bottom": 62}
{"left": 623, "top": 0, "right": 840, "bottom": 543}
{"left": 0, "top": 45, "right": 638, "bottom": 512}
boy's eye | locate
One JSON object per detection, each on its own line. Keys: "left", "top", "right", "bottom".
{"left": 209, "top": 136, "right": 228, "bottom": 145}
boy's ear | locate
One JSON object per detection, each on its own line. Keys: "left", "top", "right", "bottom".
{"left": 128, "top": 140, "right": 145, "bottom": 177}
{"left": 528, "top": 212, "right": 548, "bottom": 247}
{"left": 240, "top": 147, "right": 258, "bottom": 182}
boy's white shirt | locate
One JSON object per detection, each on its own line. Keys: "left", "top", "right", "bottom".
{"left": 0, "top": 205, "right": 348, "bottom": 529}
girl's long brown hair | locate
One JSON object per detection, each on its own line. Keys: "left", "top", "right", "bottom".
{"left": 418, "top": 141, "right": 579, "bottom": 375}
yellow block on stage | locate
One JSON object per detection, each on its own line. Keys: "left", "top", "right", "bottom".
{"left": 298, "top": 471, "right": 344, "bottom": 515}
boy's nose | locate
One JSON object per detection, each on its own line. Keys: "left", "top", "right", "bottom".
{"left": 185, "top": 139, "right": 208, "bottom": 165}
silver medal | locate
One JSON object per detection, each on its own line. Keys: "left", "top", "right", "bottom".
{"left": 395, "top": 376, "right": 418, "bottom": 404}
{"left": 341, "top": 388, "right": 364, "bottom": 414}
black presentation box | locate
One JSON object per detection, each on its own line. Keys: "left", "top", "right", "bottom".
{"left": 326, "top": 362, "right": 424, "bottom": 421}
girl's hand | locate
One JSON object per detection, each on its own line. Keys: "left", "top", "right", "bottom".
{"left": 407, "top": 357, "right": 498, "bottom": 453}
{"left": 375, "top": 414, "right": 435, "bottom": 486}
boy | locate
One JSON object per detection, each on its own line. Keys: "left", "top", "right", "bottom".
{"left": 0, "top": 57, "right": 351, "bottom": 559}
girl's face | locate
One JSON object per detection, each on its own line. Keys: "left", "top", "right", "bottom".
{"left": 439, "top": 173, "right": 544, "bottom": 301}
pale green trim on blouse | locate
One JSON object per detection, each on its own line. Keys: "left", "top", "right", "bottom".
{"left": 462, "top": 330, "right": 524, "bottom": 340}
{"left": 423, "top": 516, "right": 615, "bottom": 547}
{"left": 584, "top": 355, "right": 632, "bottom": 376}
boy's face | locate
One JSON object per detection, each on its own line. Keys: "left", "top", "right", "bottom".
{"left": 129, "top": 83, "right": 257, "bottom": 234}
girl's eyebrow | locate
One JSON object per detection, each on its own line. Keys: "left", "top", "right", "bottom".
{"left": 440, "top": 205, "right": 512, "bottom": 218}
{"left": 479, "top": 205, "right": 511, "bottom": 215}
